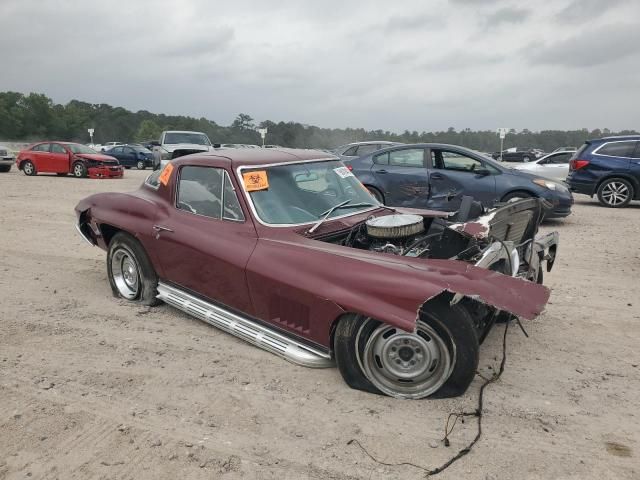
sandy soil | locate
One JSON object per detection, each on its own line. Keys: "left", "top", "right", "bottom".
{"left": 1, "top": 168, "right": 638, "bottom": 480}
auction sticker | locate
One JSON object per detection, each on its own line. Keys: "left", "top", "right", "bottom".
{"left": 159, "top": 163, "right": 174, "bottom": 186}
{"left": 333, "top": 166, "right": 354, "bottom": 178}
{"left": 243, "top": 170, "right": 269, "bottom": 191}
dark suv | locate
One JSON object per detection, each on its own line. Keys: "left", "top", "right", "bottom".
{"left": 567, "top": 136, "right": 640, "bottom": 208}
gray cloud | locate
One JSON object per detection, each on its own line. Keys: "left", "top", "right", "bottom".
{"left": 527, "top": 24, "right": 640, "bottom": 67}
{"left": 556, "top": 0, "right": 625, "bottom": 23}
{"left": 484, "top": 7, "right": 530, "bottom": 28}
{"left": 385, "top": 14, "right": 443, "bottom": 32}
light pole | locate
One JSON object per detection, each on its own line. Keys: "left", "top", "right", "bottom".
{"left": 497, "top": 128, "right": 508, "bottom": 162}
{"left": 88, "top": 128, "right": 95, "bottom": 146}
{"left": 258, "top": 128, "right": 268, "bottom": 148}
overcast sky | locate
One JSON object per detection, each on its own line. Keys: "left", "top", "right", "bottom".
{"left": 1, "top": 0, "right": 638, "bottom": 132}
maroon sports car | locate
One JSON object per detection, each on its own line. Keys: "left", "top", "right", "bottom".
{"left": 75, "top": 148, "right": 558, "bottom": 399}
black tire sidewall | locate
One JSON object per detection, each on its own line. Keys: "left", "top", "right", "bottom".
{"left": 597, "top": 178, "right": 633, "bottom": 208}
{"left": 106, "top": 232, "right": 160, "bottom": 306}
{"left": 367, "top": 186, "right": 385, "bottom": 204}
{"left": 334, "top": 300, "right": 480, "bottom": 399}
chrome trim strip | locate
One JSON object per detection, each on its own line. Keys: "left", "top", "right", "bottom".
{"left": 75, "top": 222, "right": 95, "bottom": 246}
{"left": 235, "top": 158, "right": 379, "bottom": 228}
{"left": 156, "top": 282, "right": 334, "bottom": 368}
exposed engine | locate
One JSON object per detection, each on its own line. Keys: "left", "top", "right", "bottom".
{"left": 365, "top": 214, "right": 430, "bottom": 256}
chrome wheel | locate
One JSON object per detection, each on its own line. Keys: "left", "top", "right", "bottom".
{"left": 23, "top": 162, "right": 34, "bottom": 175}
{"left": 601, "top": 181, "right": 629, "bottom": 206}
{"left": 356, "top": 319, "right": 453, "bottom": 399}
{"left": 110, "top": 247, "right": 140, "bottom": 299}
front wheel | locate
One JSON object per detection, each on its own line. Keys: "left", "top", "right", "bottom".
{"left": 107, "top": 232, "right": 160, "bottom": 306}
{"left": 22, "top": 160, "right": 37, "bottom": 176}
{"left": 72, "top": 162, "right": 87, "bottom": 178}
{"left": 597, "top": 178, "right": 633, "bottom": 208}
{"left": 334, "top": 300, "right": 479, "bottom": 399}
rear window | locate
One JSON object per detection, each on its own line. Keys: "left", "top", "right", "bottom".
{"left": 594, "top": 141, "right": 637, "bottom": 158}
{"left": 570, "top": 142, "right": 590, "bottom": 160}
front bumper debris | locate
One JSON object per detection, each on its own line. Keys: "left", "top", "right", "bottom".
{"left": 88, "top": 165, "right": 123, "bottom": 179}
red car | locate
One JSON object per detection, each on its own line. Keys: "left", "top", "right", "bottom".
{"left": 17, "top": 141, "right": 123, "bottom": 178}
{"left": 75, "top": 149, "right": 558, "bottom": 399}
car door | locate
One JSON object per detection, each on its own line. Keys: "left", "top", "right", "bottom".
{"left": 29, "top": 143, "right": 51, "bottom": 171}
{"left": 122, "top": 146, "right": 137, "bottom": 166}
{"left": 371, "top": 147, "right": 430, "bottom": 207}
{"left": 538, "top": 152, "right": 572, "bottom": 182}
{"left": 50, "top": 143, "right": 71, "bottom": 173}
{"left": 427, "top": 148, "right": 498, "bottom": 211}
{"left": 110, "top": 146, "right": 124, "bottom": 164}
{"left": 151, "top": 165, "right": 257, "bottom": 314}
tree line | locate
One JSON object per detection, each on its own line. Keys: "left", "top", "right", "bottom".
{"left": 1, "top": 91, "right": 637, "bottom": 152}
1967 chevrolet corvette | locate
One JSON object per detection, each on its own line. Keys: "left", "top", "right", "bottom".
{"left": 75, "top": 148, "right": 559, "bottom": 399}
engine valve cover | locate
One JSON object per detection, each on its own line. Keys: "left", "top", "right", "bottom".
{"left": 366, "top": 214, "right": 425, "bottom": 239}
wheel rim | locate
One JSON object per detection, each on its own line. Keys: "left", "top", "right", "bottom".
{"left": 137, "top": 161, "right": 144, "bottom": 169}
{"left": 24, "top": 162, "right": 33, "bottom": 174}
{"left": 601, "top": 181, "right": 629, "bottom": 206}
{"left": 74, "top": 164, "right": 84, "bottom": 177}
{"left": 356, "top": 319, "right": 453, "bottom": 399}
{"left": 111, "top": 248, "right": 140, "bottom": 299}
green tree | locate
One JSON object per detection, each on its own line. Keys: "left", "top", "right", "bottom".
{"left": 135, "top": 120, "right": 162, "bottom": 142}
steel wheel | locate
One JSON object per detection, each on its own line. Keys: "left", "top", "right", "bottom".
{"left": 600, "top": 180, "right": 630, "bottom": 207}
{"left": 356, "top": 319, "right": 454, "bottom": 399}
{"left": 110, "top": 247, "right": 141, "bottom": 300}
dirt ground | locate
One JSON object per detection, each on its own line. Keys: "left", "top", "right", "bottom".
{"left": 1, "top": 168, "right": 638, "bottom": 480}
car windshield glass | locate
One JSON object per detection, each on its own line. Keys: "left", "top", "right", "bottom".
{"left": 164, "top": 133, "right": 211, "bottom": 146}
{"left": 243, "top": 160, "right": 378, "bottom": 225}
{"left": 67, "top": 144, "right": 97, "bottom": 154}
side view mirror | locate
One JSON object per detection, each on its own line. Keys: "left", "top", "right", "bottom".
{"left": 475, "top": 168, "right": 491, "bottom": 176}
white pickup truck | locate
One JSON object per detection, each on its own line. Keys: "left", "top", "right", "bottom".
{"left": 151, "top": 130, "right": 218, "bottom": 169}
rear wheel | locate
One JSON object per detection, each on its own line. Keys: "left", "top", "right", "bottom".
{"left": 366, "top": 186, "right": 385, "bottom": 204}
{"left": 597, "top": 178, "right": 633, "bottom": 208}
{"left": 137, "top": 160, "right": 145, "bottom": 170}
{"left": 22, "top": 160, "right": 36, "bottom": 176}
{"left": 72, "top": 162, "right": 87, "bottom": 178}
{"left": 107, "top": 232, "right": 160, "bottom": 306}
{"left": 334, "top": 300, "right": 479, "bottom": 399}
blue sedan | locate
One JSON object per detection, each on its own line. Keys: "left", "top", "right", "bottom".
{"left": 104, "top": 144, "right": 154, "bottom": 170}
{"left": 345, "top": 143, "right": 573, "bottom": 218}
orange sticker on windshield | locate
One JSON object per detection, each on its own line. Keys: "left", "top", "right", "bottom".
{"left": 243, "top": 170, "right": 269, "bottom": 191}
{"left": 159, "top": 163, "right": 174, "bottom": 186}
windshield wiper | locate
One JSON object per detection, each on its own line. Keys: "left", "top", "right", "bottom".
{"left": 308, "top": 200, "right": 374, "bottom": 234}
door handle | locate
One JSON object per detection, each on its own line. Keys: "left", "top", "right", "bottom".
{"left": 375, "top": 169, "right": 388, "bottom": 174}
{"left": 153, "top": 225, "right": 173, "bottom": 238}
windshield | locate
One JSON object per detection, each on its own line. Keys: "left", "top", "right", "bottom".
{"left": 243, "top": 160, "right": 378, "bottom": 225}
{"left": 68, "top": 144, "right": 98, "bottom": 154}
{"left": 164, "top": 132, "right": 211, "bottom": 146}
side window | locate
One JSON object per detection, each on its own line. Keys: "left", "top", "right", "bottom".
{"left": 145, "top": 170, "right": 161, "bottom": 188}
{"left": 124, "top": 147, "right": 134, "bottom": 155}
{"left": 432, "top": 150, "right": 479, "bottom": 172}
{"left": 342, "top": 146, "right": 358, "bottom": 156}
{"left": 550, "top": 153, "right": 571, "bottom": 164}
{"left": 222, "top": 172, "right": 245, "bottom": 221}
{"left": 355, "top": 144, "right": 378, "bottom": 156}
{"left": 388, "top": 149, "right": 424, "bottom": 167}
{"left": 51, "top": 144, "right": 66, "bottom": 154}
{"left": 177, "top": 166, "right": 223, "bottom": 219}
{"left": 596, "top": 141, "right": 637, "bottom": 158}
{"left": 373, "top": 152, "right": 389, "bottom": 165}
{"left": 632, "top": 142, "right": 640, "bottom": 159}
{"left": 112, "top": 146, "right": 123, "bottom": 154}
{"left": 33, "top": 143, "right": 50, "bottom": 152}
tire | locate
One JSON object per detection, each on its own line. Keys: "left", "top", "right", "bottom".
{"left": 366, "top": 186, "right": 385, "bottom": 204}
{"left": 0, "top": 165, "right": 11, "bottom": 173}
{"left": 502, "top": 190, "right": 533, "bottom": 202}
{"left": 137, "top": 160, "right": 145, "bottom": 170}
{"left": 522, "top": 156, "right": 531, "bottom": 162}
{"left": 72, "top": 162, "right": 87, "bottom": 178}
{"left": 334, "top": 299, "right": 479, "bottom": 399}
{"left": 22, "top": 160, "right": 37, "bottom": 176}
{"left": 107, "top": 232, "right": 160, "bottom": 306}
{"left": 596, "top": 178, "right": 633, "bottom": 208}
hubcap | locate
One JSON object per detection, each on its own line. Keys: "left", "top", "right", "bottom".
{"left": 24, "top": 163, "right": 33, "bottom": 174}
{"left": 138, "top": 161, "right": 144, "bottom": 169}
{"left": 602, "top": 182, "right": 629, "bottom": 206}
{"left": 74, "top": 164, "right": 83, "bottom": 176}
{"left": 357, "top": 319, "right": 453, "bottom": 399}
{"left": 111, "top": 248, "right": 140, "bottom": 299}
